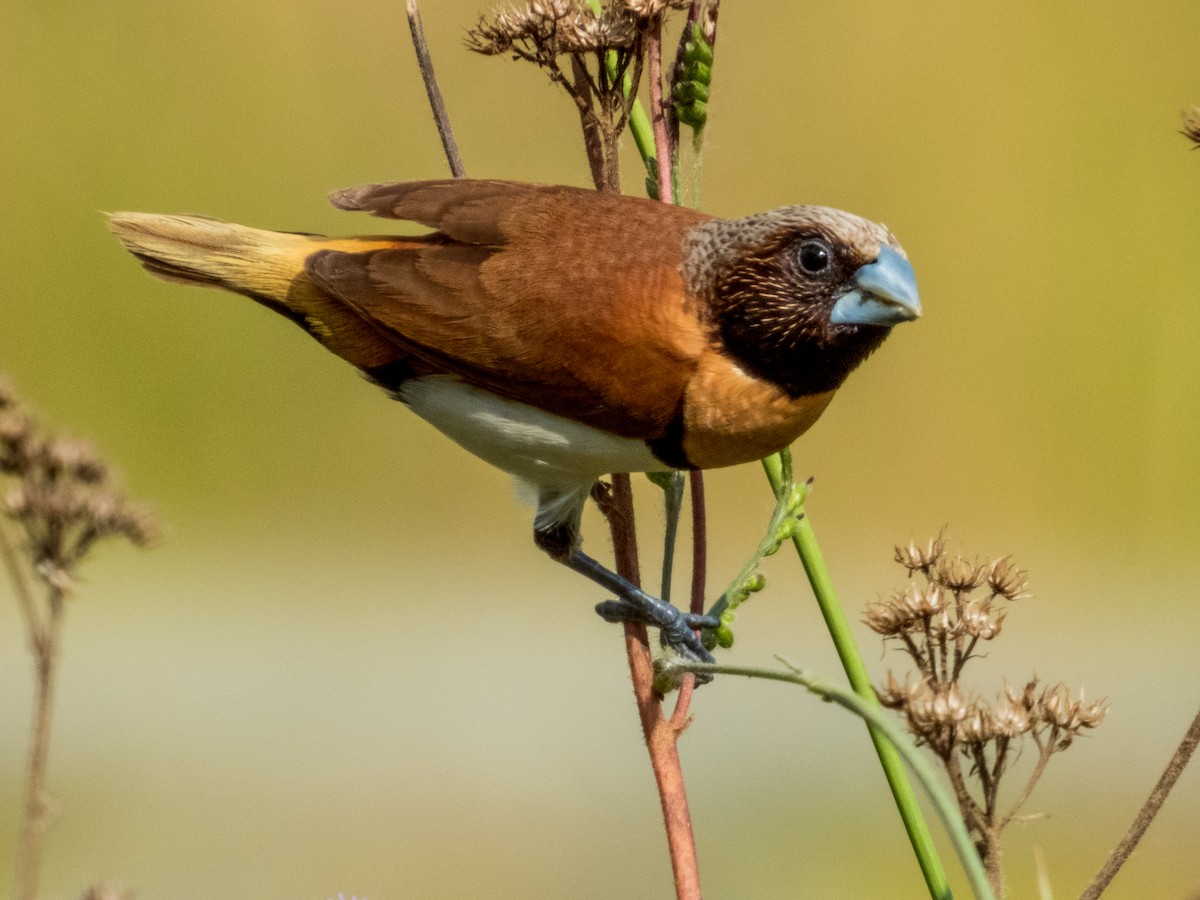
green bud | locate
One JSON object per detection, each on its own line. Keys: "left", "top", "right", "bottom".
{"left": 716, "top": 609, "right": 735, "bottom": 647}
{"left": 688, "top": 60, "right": 713, "bottom": 87}
{"left": 645, "top": 469, "right": 673, "bottom": 490}
{"left": 654, "top": 667, "right": 679, "bottom": 696}
{"left": 745, "top": 572, "right": 767, "bottom": 592}
{"left": 678, "top": 100, "right": 707, "bottom": 129}
{"left": 683, "top": 25, "right": 714, "bottom": 67}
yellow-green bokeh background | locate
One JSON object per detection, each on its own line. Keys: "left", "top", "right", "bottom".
{"left": 3, "top": 2, "right": 1200, "bottom": 897}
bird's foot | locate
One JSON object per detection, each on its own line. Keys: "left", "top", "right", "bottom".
{"left": 595, "top": 597, "right": 719, "bottom": 665}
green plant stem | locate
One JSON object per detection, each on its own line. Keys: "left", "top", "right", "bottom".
{"left": 762, "top": 452, "right": 952, "bottom": 900}
{"left": 660, "top": 658, "right": 994, "bottom": 900}
{"left": 703, "top": 451, "right": 797, "bottom": 631}
{"left": 585, "top": 6, "right": 946, "bottom": 893}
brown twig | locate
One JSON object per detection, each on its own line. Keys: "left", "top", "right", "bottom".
{"left": 586, "top": 19, "right": 700, "bottom": 893}
{"left": 1079, "top": 704, "right": 1200, "bottom": 899}
{"left": 606, "top": 474, "right": 701, "bottom": 900}
{"left": 0, "top": 517, "right": 43, "bottom": 654}
{"left": 405, "top": 0, "right": 465, "bottom": 178}
{"left": 646, "top": 15, "right": 673, "bottom": 206}
{"left": 416, "top": 7, "right": 701, "bottom": 896}
{"left": 13, "top": 586, "right": 64, "bottom": 900}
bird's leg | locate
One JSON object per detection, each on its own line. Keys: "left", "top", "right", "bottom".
{"left": 533, "top": 519, "right": 719, "bottom": 664}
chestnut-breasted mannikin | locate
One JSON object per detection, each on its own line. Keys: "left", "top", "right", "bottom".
{"left": 108, "top": 179, "right": 920, "bottom": 662}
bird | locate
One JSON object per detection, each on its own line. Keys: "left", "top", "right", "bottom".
{"left": 106, "top": 179, "right": 919, "bottom": 663}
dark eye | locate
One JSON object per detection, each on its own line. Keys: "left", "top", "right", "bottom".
{"left": 797, "top": 239, "right": 834, "bottom": 275}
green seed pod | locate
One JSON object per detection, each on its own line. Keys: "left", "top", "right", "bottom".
{"left": 677, "top": 100, "right": 708, "bottom": 129}
{"left": 688, "top": 61, "right": 712, "bottom": 88}
{"left": 683, "top": 24, "right": 714, "bottom": 67}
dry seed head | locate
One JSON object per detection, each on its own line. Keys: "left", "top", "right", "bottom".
{"left": 564, "top": 12, "right": 637, "bottom": 50}
{"left": 864, "top": 584, "right": 946, "bottom": 635}
{"left": 469, "top": 0, "right": 644, "bottom": 55}
{"left": 960, "top": 598, "right": 1005, "bottom": 640}
{"left": 987, "top": 556, "right": 1030, "bottom": 601}
{"left": 907, "top": 682, "right": 969, "bottom": 732}
{"left": 1037, "top": 683, "right": 1108, "bottom": 733}
{"left": 936, "top": 554, "right": 988, "bottom": 593}
{"left": 894, "top": 533, "right": 945, "bottom": 575}
{"left": 1183, "top": 106, "right": 1200, "bottom": 146}
{"left": 876, "top": 670, "right": 918, "bottom": 708}
{"left": 992, "top": 695, "right": 1034, "bottom": 738}
{"left": 864, "top": 595, "right": 913, "bottom": 635}
{"left": 622, "top": 0, "right": 690, "bottom": 16}
{"left": 958, "top": 702, "right": 997, "bottom": 743}
{"left": 40, "top": 437, "right": 107, "bottom": 484}
{"left": 0, "top": 412, "right": 36, "bottom": 472}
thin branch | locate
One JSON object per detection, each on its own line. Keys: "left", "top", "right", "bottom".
{"left": 687, "top": 470, "right": 706, "bottom": 621}
{"left": 945, "top": 751, "right": 988, "bottom": 836}
{"left": 605, "top": 474, "right": 702, "bottom": 900}
{"left": 1079, "top": 704, "right": 1200, "bottom": 900}
{"left": 646, "top": 16, "right": 673, "bottom": 205}
{"left": 0, "top": 517, "right": 44, "bottom": 653}
{"left": 1000, "top": 737, "right": 1055, "bottom": 830}
{"left": 405, "top": 0, "right": 465, "bottom": 178}
{"left": 663, "top": 658, "right": 995, "bottom": 900}
{"left": 668, "top": 464, "right": 707, "bottom": 732}
{"left": 13, "top": 586, "right": 65, "bottom": 900}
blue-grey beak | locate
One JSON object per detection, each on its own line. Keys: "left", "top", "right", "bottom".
{"left": 830, "top": 245, "right": 921, "bottom": 327}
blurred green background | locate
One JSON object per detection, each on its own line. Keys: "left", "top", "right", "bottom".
{"left": 3, "top": 1, "right": 1200, "bottom": 897}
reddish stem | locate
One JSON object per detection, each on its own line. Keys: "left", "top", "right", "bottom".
{"left": 647, "top": 17, "right": 674, "bottom": 206}
{"left": 607, "top": 474, "right": 701, "bottom": 900}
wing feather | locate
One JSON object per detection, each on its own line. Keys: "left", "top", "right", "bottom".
{"left": 310, "top": 181, "right": 714, "bottom": 439}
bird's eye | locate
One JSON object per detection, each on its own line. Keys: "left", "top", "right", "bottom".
{"left": 797, "top": 239, "right": 834, "bottom": 276}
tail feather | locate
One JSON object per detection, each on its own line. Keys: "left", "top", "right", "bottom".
{"left": 105, "top": 212, "right": 314, "bottom": 302}
{"left": 106, "top": 211, "right": 417, "bottom": 371}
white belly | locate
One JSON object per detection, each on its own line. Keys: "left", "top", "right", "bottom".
{"left": 399, "top": 376, "right": 667, "bottom": 527}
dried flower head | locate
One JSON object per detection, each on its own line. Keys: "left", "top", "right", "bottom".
{"left": 1182, "top": 105, "right": 1200, "bottom": 147}
{"left": 960, "top": 597, "right": 1005, "bottom": 640}
{"left": 622, "top": 0, "right": 690, "bottom": 17}
{"left": 869, "top": 535, "right": 1106, "bottom": 887}
{"left": 1037, "top": 683, "right": 1108, "bottom": 741}
{"left": 865, "top": 584, "right": 946, "bottom": 636}
{"left": 987, "top": 556, "right": 1030, "bottom": 601}
{"left": 894, "top": 532, "right": 945, "bottom": 576}
{"left": 0, "top": 382, "right": 158, "bottom": 592}
{"left": 935, "top": 553, "right": 987, "bottom": 593}
{"left": 468, "top": 0, "right": 643, "bottom": 55}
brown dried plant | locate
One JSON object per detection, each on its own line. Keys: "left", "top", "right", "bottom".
{"left": 866, "top": 535, "right": 1106, "bottom": 895}
{"left": 1, "top": 380, "right": 157, "bottom": 900}
{"left": 467, "top": 0, "right": 689, "bottom": 191}
{"left": 1182, "top": 105, "right": 1200, "bottom": 147}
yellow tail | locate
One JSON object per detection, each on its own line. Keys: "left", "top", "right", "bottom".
{"left": 107, "top": 212, "right": 415, "bottom": 371}
{"left": 105, "top": 213, "right": 318, "bottom": 302}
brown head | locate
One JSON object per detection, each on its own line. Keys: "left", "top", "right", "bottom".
{"left": 684, "top": 205, "right": 919, "bottom": 399}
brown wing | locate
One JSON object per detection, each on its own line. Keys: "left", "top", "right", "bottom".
{"left": 307, "top": 181, "right": 714, "bottom": 440}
